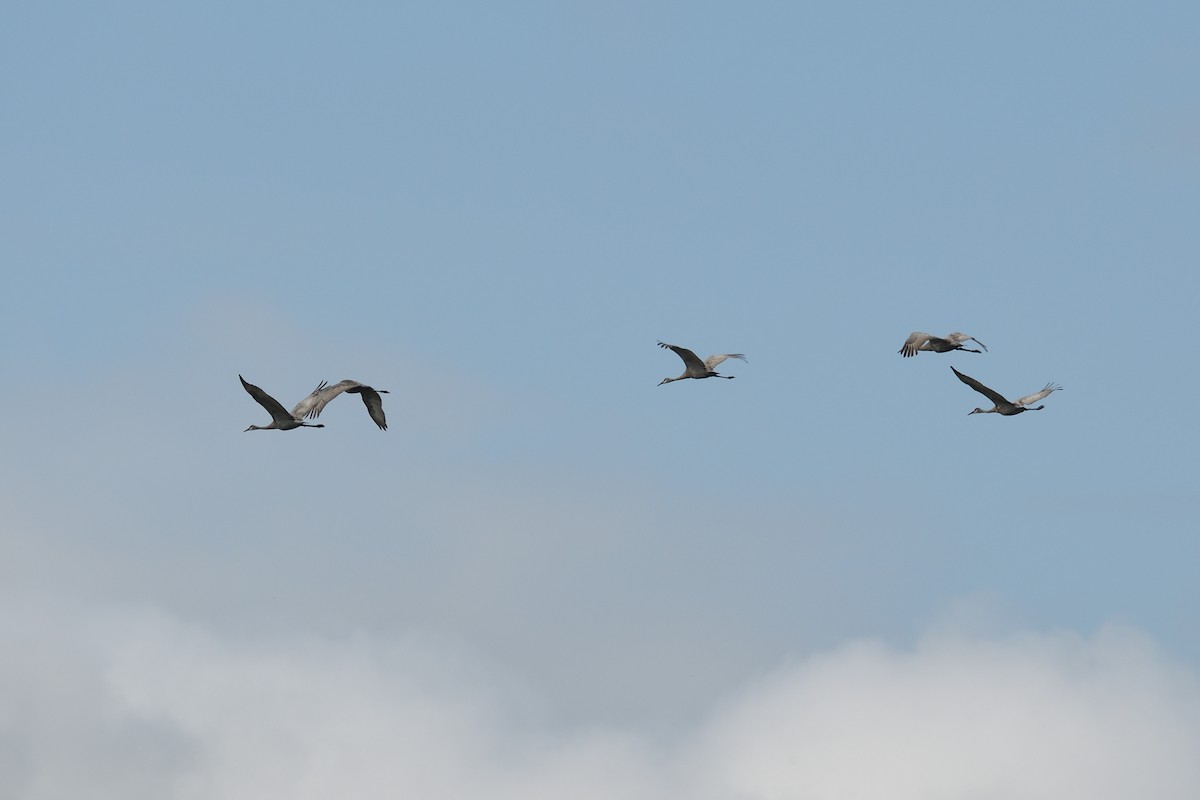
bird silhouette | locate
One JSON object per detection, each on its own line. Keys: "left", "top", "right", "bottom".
{"left": 899, "top": 332, "right": 987, "bottom": 358}
{"left": 952, "top": 367, "right": 1061, "bottom": 416}
{"left": 657, "top": 341, "right": 746, "bottom": 385}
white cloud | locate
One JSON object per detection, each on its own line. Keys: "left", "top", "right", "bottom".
{"left": 3, "top": 603, "right": 1199, "bottom": 800}
{"left": 689, "top": 628, "right": 1200, "bottom": 799}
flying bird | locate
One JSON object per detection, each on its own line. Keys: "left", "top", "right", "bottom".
{"left": 657, "top": 341, "right": 746, "bottom": 385}
{"left": 899, "top": 331, "right": 987, "bottom": 358}
{"left": 952, "top": 366, "right": 1062, "bottom": 416}
{"left": 240, "top": 375, "right": 326, "bottom": 431}
{"left": 292, "top": 379, "right": 390, "bottom": 431}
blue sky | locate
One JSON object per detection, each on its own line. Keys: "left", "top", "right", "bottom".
{"left": 3, "top": 3, "right": 1200, "bottom": 796}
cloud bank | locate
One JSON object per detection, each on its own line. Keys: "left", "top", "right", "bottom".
{"left": 4, "top": 603, "right": 1199, "bottom": 800}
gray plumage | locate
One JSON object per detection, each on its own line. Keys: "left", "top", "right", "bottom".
{"left": 900, "top": 332, "right": 987, "bottom": 358}
{"left": 952, "top": 367, "right": 1062, "bottom": 416}
{"left": 293, "top": 379, "right": 389, "bottom": 431}
{"left": 241, "top": 376, "right": 389, "bottom": 431}
{"left": 657, "top": 341, "right": 746, "bottom": 385}
{"left": 240, "top": 375, "right": 326, "bottom": 431}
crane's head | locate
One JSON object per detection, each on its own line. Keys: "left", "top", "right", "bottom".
{"left": 967, "top": 407, "right": 986, "bottom": 415}
{"left": 658, "top": 376, "right": 676, "bottom": 386}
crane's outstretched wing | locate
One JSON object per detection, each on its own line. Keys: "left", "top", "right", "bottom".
{"left": 704, "top": 353, "right": 747, "bottom": 370}
{"left": 951, "top": 367, "right": 1009, "bottom": 406}
{"left": 946, "top": 332, "right": 987, "bottom": 352}
{"left": 658, "top": 341, "right": 707, "bottom": 374}
{"left": 291, "top": 379, "right": 360, "bottom": 420}
{"left": 240, "top": 375, "right": 293, "bottom": 423}
{"left": 900, "top": 332, "right": 934, "bottom": 357}
{"left": 1015, "top": 383, "right": 1062, "bottom": 407}
{"left": 347, "top": 386, "right": 388, "bottom": 430}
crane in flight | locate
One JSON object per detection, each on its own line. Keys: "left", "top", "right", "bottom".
{"left": 240, "top": 375, "right": 326, "bottom": 431}
{"left": 952, "top": 367, "right": 1061, "bottom": 416}
{"left": 899, "top": 331, "right": 987, "bottom": 358}
{"left": 657, "top": 341, "right": 746, "bottom": 385}
{"left": 240, "top": 376, "right": 389, "bottom": 431}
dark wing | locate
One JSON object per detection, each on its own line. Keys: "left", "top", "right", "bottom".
{"left": 240, "top": 375, "right": 293, "bottom": 423}
{"left": 347, "top": 385, "right": 388, "bottom": 431}
{"left": 658, "top": 341, "right": 707, "bottom": 374}
{"left": 951, "top": 367, "right": 1009, "bottom": 405}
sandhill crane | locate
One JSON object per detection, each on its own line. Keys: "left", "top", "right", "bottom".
{"left": 657, "top": 341, "right": 746, "bottom": 385}
{"left": 952, "top": 367, "right": 1062, "bottom": 416}
{"left": 900, "top": 332, "right": 987, "bottom": 358}
{"left": 292, "top": 379, "right": 390, "bottom": 431}
{"left": 240, "top": 375, "right": 326, "bottom": 431}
